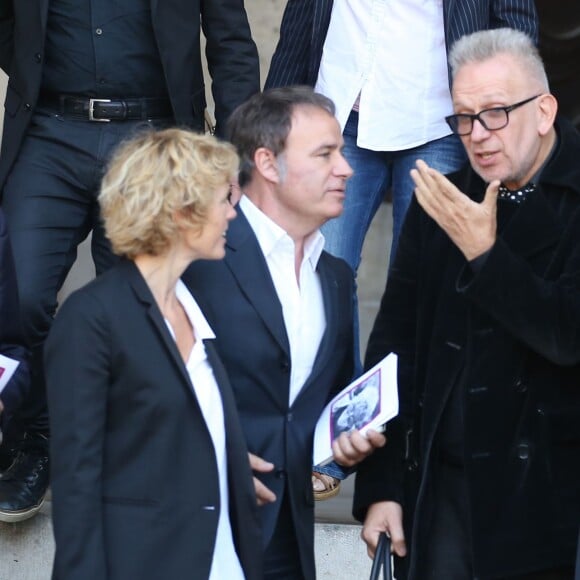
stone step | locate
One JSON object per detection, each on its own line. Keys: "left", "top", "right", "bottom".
{"left": 0, "top": 502, "right": 372, "bottom": 580}
{"left": 0, "top": 503, "right": 53, "bottom": 580}
{"left": 315, "top": 522, "right": 372, "bottom": 579}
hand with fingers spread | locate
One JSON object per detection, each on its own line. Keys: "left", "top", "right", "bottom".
{"left": 248, "top": 452, "right": 277, "bottom": 506}
{"left": 410, "top": 159, "right": 500, "bottom": 261}
{"left": 331, "top": 428, "right": 386, "bottom": 467}
{"left": 361, "top": 501, "right": 407, "bottom": 559}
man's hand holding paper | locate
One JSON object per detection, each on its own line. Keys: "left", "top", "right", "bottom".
{"left": 331, "top": 428, "right": 386, "bottom": 467}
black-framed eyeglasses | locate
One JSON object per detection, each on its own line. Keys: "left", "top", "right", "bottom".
{"left": 445, "top": 94, "right": 542, "bottom": 136}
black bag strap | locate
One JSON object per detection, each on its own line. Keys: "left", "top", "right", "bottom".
{"left": 369, "top": 532, "right": 392, "bottom": 580}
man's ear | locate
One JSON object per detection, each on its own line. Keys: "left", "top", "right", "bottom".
{"left": 537, "top": 93, "right": 558, "bottom": 136}
{"left": 254, "top": 147, "right": 282, "bottom": 183}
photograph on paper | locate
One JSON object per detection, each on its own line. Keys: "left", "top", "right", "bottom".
{"left": 313, "top": 352, "right": 398, "bottom": 466}
{"left": 330, "top": 370, "right": 381, "bottom": 438}
{"left": 0, "top": 353, "right": 20, "bottom": 395}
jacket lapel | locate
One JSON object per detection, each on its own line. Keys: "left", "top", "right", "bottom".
{"left": 292, "top": 254, "right": 341, "bottom": 402}
{"left": 310, "top": 255, "right": 340, "bottom": 378}
{"left": 224, "top": 210, "right": 290, "bottom": 355}
{"left": 124, "top": 261, "right": 195, "bottom": 394}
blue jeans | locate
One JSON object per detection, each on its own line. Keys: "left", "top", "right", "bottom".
{"left": 315, "top": 111, "right": 466, "bottom": 481}
{"left": 322, "top": 110, "right": 467, "bottom": 269}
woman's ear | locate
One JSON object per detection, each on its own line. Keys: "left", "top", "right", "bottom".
{"left": 173, "top": 209, "right": 198, "bottom": 233}
{"left": 173, "top": 209, "right": 187, "bottom": 229}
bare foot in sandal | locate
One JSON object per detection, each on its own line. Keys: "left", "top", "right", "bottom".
{"left": 312, "top": 471, "right": 341, "bottom": 501}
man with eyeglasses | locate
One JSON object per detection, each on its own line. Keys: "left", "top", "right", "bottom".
{"left": 354, "top": 28, "right": 580, "bottom": 580}
{"left": 266, "top": 0, "right": 538, "bottom": 502}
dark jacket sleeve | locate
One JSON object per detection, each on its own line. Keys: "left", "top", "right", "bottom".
{"left": 45, "top": 290, "right": 110, "bottom": 580}
{"left": 491, "top": 0, "right": 539, "bottom": 44}
{"left": 457, "top": 220, "right": 580, "bottom": 367}
{"left": 201, "top": 0, "right": 260, "bottom": 136}
{"left": 0, "top": 209, "right": 30, "bottom": 422}
{"left": 265, "top": 0, "right": 317, "bottom": 88}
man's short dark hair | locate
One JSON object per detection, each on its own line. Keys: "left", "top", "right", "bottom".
{"left": 226, "top": 86, "right": 336, "bottom": 187}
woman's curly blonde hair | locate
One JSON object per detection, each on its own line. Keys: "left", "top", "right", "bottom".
{"left": 99, "top": 128, "right": 238, "bottom": 259}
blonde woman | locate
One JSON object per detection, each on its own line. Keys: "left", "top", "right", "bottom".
{"left": 45, "top": 129, "right": 262, "bottom": 580}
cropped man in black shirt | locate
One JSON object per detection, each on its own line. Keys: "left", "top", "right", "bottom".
{"left": 0, "top": 0, "right": 259, "bottom": 522}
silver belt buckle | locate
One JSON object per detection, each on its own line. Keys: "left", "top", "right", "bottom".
{"left": 89, "top": 98, "right": 111, "bottom": 122}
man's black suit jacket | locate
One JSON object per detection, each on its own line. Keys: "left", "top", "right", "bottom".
{"left": 0, "top": 0, "right": 259, "bottom": 189}
{"left": 184, "top": 209, "right": 355, "bottom": 579}
{"left": 45, "top": 260, "right": 263, "bottom": 580}
{"left": 354, "top": 118, "right": 580, "bottom": 579}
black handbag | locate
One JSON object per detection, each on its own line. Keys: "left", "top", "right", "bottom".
{"left": 369, "top": 532, "right": 393, "bottom": 580}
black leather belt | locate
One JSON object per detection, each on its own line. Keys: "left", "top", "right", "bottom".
{"left": 38, "top": 93, "right": 173, "bottom": 122}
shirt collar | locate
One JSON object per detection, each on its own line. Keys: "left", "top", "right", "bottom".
{"left": 174, "top": 279, "right": 215, "bottom": 341}
{"left": 239, "top": 195, "right": 325, "bottom": 271}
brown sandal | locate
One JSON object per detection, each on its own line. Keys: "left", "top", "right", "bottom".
{"left": 312, "top": 471, "right": 341, "bottom": 501}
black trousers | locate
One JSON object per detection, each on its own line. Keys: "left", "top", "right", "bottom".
{"left": 264, "top": 489, "right": 305, "bottom": 580}
{"left": 1, "top": 109, "right": 169, "bottom": 438}
{"left": 422, "top": 461, "right": 473, "bottom": 580}
{"left": 421, "top": 462, "right": 574, "bottom": 580}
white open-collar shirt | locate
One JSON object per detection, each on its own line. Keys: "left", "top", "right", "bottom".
{"left": 165, "top": 280, "right": 244, "bottom": 580}
{"left": 315, "top": 0, "right": 453, "bottom": 151}
{"left": 240, "top": 195, "right": 327, "bottom": 407}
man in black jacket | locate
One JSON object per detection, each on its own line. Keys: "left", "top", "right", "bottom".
{"left": 0, "top": 0, "right": 259, "bottom": 522}
{"left": 354, "top": 28, "right": 580, "bottom": 579}
{"left": 185, "top": 87, "right": 386, "bottom": 580}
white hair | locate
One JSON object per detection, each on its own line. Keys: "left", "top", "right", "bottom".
{"left": 449, "top": 28, "right": 549, "bottom": 91}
